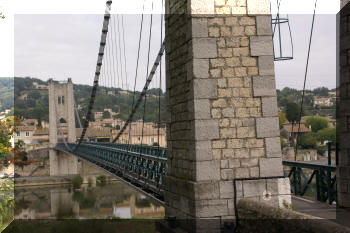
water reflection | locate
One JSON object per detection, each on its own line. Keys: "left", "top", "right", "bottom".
{"left": 14, "top": 181, "right": 164, "bottom": 220}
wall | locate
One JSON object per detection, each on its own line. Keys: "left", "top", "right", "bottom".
{"left": 236, "top": 198, "right": 350, "bottom": 233}
{"left": 338, "top": 1, "right": 350, "bottom": 207}
{"left": 164, "top": 0, "right": 290, "bottom": 230}
{"left": 282, "top": 147, "right": 318, "bottom": 161}
{"left": 14, "top": 148, "right": 112, "bottom": 178}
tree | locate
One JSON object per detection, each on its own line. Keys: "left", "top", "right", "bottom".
{"left": 297, "top": 132, "right": 317, "bottom": 149}
{"left": 28, "top": 90, "right": 41, "bottom": 99}
{"left": 102, "top": 111, "right": 111, "bottom": 119}
{"left": 316, "top": 128, "right": 336, "bottom": 144}
{"left": 0, "top": 119, "right": 12, "bottom": 168}
{"left": 278, "top": 112, "right": 287, "bottom": 129}
{"left": 313, "top": 87, "right": 329, "bottom": 97}
{"left": 285, "top": 102, "right": 301, "bottom": 123}
{"left": 304, "top": 116, "right": 329, "bottom": 133}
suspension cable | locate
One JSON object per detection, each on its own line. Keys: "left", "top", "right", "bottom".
{"left": 109, "top": 15, "right": 118, "bottom": 92}
{"left": 157, "top": 0, "right": 164, "bottom": 152}
{"left": 112, "top": 41, "right": 165, "bottom": 143}
{"left": 74, "top": 0, "right": 113, "bottom": 152}
{"left": 140, "top": 2, "right": 154, "bottom": 151}
{"left": 121, "top": 15, "right": 129, "bottom": 90}
{"left": 295, "top": 0, "right": 318, "bottom": 160}
{"left": 126, "top": 3, "right": 145, "bottom": 147}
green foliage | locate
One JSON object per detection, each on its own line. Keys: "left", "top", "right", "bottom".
{"left": 135, "top": 198, "right": 151, "bottom": 208}
{"left": 13, "top": 77, "right": 167, "bottom": 123}
{"left": 71, "top": 175, "right": 83, "bottom": 189}
{"left": 72, "top": 190, "right": 96, "bottom": 209}
{"left": 102, "top": 111, "right": 111, "bottom": 119}
{"left": 278, "top": 112, "right": 287, "bottom": 129}
{"left": 297, "top": 133, "right": 317, "bottom": 149}
{"left": 304, "top": 116, "right": 329, "bottom": 133}
{"left": 280, "top": 137, "right": 286, "bottom": 149}
{"left": 285, "top": 102, "right": 301, "bottom": 123}
{"left": 316, "top": 127, "right": 336, "bottom": 144}
{"left": 313, "top": 87, "right": 329, "bottom": 97}
{"left": 317, "top": 146, "right": 327, "bottom": 156}
{"left": 0, "top": 119, "right": 12, "bottom": 168}
{"left": 0, "top": 179, "right": 14, "bottom": 231}
{"left": 96, "top": 175, "right": 107, "bottom": 187}
{"left": 0, "top": 78, "right": 14, "bottom": 112}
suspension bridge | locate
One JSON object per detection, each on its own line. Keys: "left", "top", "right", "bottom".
{"left": 46, "top": 0, "right": 350, "bottom": 232}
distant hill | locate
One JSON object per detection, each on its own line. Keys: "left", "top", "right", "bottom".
{"left": 0, "top": 77, "right": 14, "bottom": 112}
{"left": 13, "top": 77, "right": 166, "bottom": 123}
{"left": 8, "top": 77, "right": 337, "bottom": 122}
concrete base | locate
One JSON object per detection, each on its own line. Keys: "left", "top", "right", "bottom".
{"left": 49, "top": 149, "right": 78, "bottom": 176}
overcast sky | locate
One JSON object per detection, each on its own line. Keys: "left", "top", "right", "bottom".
{"left": 0, "top": 0, "right": 341, "bottom": 90}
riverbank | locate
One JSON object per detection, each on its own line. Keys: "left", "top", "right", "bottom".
{"left": 14, "top": 175, "right": 119, "bottom": 187}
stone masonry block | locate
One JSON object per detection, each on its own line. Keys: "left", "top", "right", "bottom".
{"left": 243, "top": 180, "right": 266, "bottom": 198}
{"left": 250, "top": 36, "right": 274, "bottom": 56}
{"left": 266, "top": 177, "right": 290, "bottom": 196}
{"left": 194, "top": 119, "right": 220, "bottom": 140}
{"left": 196, "top": 160, "right": 221, "bottom": 181}
{"left": 256, "top": 16, "right": 272, "bottom": 35}
{"left": 194, "top": 181, "right": 220, "bottom": 200}
{"left": 193, "top": 79, "right": 218, "bottom": 99}
{"left": 278, "top": 178, "right": 291, "bottom": 195}
{"left": 261, "top": 97, "right": 278, "bottom": 117}
{"left": 265, "top": 137, "right": 282, "bottom": 158}
{"left": 190, "top": 0, "right": 215, "bottom": 15}
{"left": 220, "top": 180, "right": 234, "bottom": 198}
{"left": 196, "top": 199, "right": 228, "bottom": 217}
{"left": 259, "top": 157, "right": 283, "bottom": 177}
{"left": 252, "top": 76, "right": 276, "bottom": 97}
{"left": 193, "top": 59, "right": 209, "bottom": 78}
{"left": 195, "top": 140, "right": 213, "bottom": 161}
{"left": 247, "top": 0, "right": 271, "bottom": 15}
{"left": 193, "top": 38, "right": 218, "bottom": 58}
{"left": 258, "top": 56, "right": 275, "bottom": 76}
{"left": 193, "top": 99, "right": 211, "bottom": 119}
{"left": 256, "top": 117, "right": 280, "bottom": 138}
{"left": 192, "top": 18, "right": 208, "bottom": 37}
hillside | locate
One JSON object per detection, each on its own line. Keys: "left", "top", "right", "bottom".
{"left": 0, "top": 78, "right": 14, "bottom": 113}
{"left": 10, "top": 77, "right": 337, "bottom": 123}
{"left": 14, "top": 77, "right": 166, "bottom": 123}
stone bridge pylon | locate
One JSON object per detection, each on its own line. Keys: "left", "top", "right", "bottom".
{"left": 48, "top": 78, "right": 78, "bottom": 176}
{"left": 163, "top": 0, "right": 291, "bottom": 230}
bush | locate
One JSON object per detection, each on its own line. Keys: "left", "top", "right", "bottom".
{"left": 316, "top": 127, "right": 336, "bottom": 144}
{"left": 96, "top": 175, "right": 106, "bottom": 187}
{"left": 317, "top": 146, "right": 327, "bottom": 156}
{"left": 297, "top": 133, "right": 317, "bottom": 149}
{"left": 71, "top": 175, "right": 83, "bottom": 189}
{"left": 280, "top": 137, "right": 286, "bottom": 149}
{"left": 304, "top": 116, "right": 329, "bottom": 133}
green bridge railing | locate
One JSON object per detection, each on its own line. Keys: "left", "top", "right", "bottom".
{"left": 282, "top": 160, "right": 337, "bottom": 204}
{"left": 55, "top": 142, "right": 167, "bottom": 202}
{"left": 56, "top": 142, "right": 338, "bottom": 205}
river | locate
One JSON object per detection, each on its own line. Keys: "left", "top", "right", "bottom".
{"left": 14, "top": 181, "right": 165, "bottom": 220}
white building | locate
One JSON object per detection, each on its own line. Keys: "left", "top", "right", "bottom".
{"left": 314, "top": 97, "right": 332, "bottom": 107}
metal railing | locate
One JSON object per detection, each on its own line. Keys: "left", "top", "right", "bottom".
{"left": 55, "top": 142, "right": 167, "bottom": 202}
{"left": 282, "top": 143, "right": 338, "bottom": 204}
